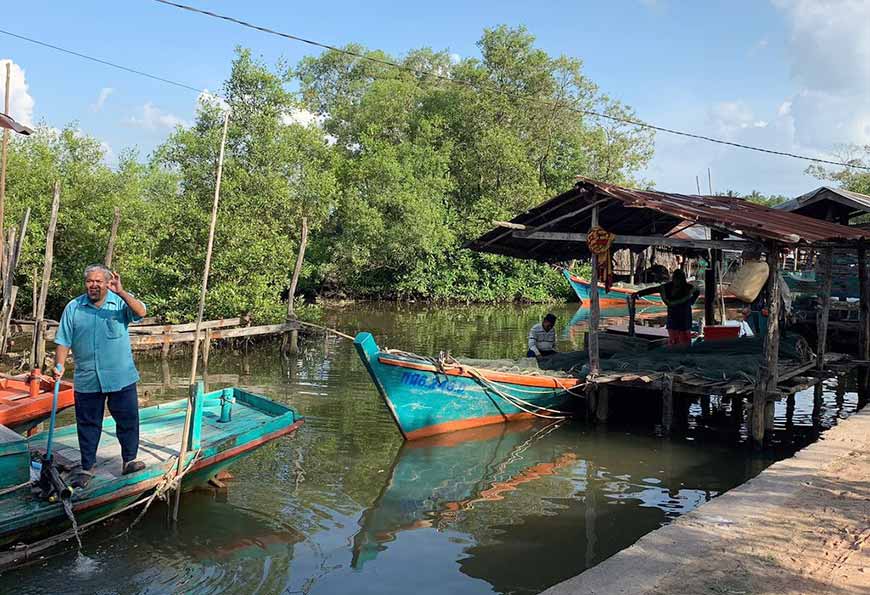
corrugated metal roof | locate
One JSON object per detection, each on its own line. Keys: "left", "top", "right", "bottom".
{"left": 0, "top": 112, "right": 33, "bottom": 135}
{"left": 776, "top": 186, "right": 870, "bottom": 218}
{"left": 467, "top": 179, "right": 868, "bottom": 262}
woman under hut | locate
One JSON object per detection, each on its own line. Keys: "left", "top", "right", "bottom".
{"left": 630, "top": 269, "right": 700, "bottom": 346}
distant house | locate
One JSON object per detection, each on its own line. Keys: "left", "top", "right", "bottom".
{"left": 776, "top": 186, "right": 870, "bottom": 225}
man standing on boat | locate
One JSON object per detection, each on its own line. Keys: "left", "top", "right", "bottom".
{"left": 631, "top": 269, "right": 699, "bottom": 346}
{"left": 527, "top": 313, "right": 558, "bottom": 358}
{"left": 53, "top": 264, "right": 148, "bottom": 488}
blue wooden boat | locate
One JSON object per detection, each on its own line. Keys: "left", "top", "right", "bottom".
{"left": 0, "top": 384, "right": 302, "bottom": 554}
{"left": 352, "top": 421, "right": 578, "bottom": 568}
{"left": 562, "top": 269, "right": 663, "bottom": 304}
{"left": 353, "top": 332, "right": 581, "bottom": 440}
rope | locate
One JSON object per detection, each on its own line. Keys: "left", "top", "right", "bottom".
{"left": 123, "top": 450, "right": 201, "bottom": 535}
{"left": 294, "top": 320, "right": 355, "bottom": 341}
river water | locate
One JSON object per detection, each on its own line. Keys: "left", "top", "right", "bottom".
{"left": 5, "top": 302, "right": 865, "bottom": 595}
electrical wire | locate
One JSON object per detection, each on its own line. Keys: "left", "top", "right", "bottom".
{"left": 149, "top": 0, "right": 870, "bottom": 172}
{"left": 0, "top": 28, "right": 206, "bottom": 96}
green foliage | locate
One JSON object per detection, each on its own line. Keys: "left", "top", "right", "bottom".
{"left": 721, "top": 189, "right": 789, "bottom": 207}
{"left": 806, "top": 145, "right": 870, "bottom": 196}
{"left": 4, "top": 28, "right": 653, "bottom": 320}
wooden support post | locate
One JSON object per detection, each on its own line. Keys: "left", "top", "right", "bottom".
{"left": 31, "top": 183, "right": 60, "bottom": 369}
{"left": 31, "top": 267, "right": 37, "bottom": 319}
{"left": 595, "top": 385, "right": 609, "bottom": 423}
{"left": 585, "top": 382, "right": 598, "bottom": 420}
{"left": 588, "top": 206, "right": 600, "bottom": 375}
{"left": 174, "top": 111, "right": 229, "bottom": 522}
{"left": 661, "top": 374, "right": 674, "bottom": 434}
{"left": 629, "top": 251, "right": 636, "bottom": 285}
{"left": 627, "top": 294, "right": 636, "bottom": 337}
{"left": 859, "top": 244, "right": 869, "bottom": 360}
{"left": 816, "top": 246, "right": 833, "bottom": 370}
{"left": 785, "top": 394, "right": 795, "bottom": 431}
{"left": 704, "top": 253, "right": 716, "bottom": 326}
{"left": 764, "top": 401, "right": 775, "bottom": 431}
{"left": 285, "top": 217, "right": 308, "bottom": 355}
{"left": 751, "top": 241, "right": 781, "bottom": 448}
{"left": 0, "top": 62, "right": 11, "bottom": 285}
{"left": 201, "top": 329, "right": 211, "bottom": 369}
{"left": 0, "top": 285, "right": 17, "bottom": 354}
{"left": 104, "top": 207, "right": 121, "bottom": 268}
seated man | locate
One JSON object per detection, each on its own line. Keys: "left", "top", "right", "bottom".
{"left": 527, "top": 313, "right": 558, "bottom": 358}
{"left": 631, "top": 269, "right": 699, "bottom": 346}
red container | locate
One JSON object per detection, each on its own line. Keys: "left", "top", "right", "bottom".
{"left": 704, "top": 325, "right": 740, "bottom": 341}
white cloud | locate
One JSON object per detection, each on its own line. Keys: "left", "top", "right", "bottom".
{"left": 91, "top": 87, "right": 114, "bottom": 112}
{"left": 127, "top": 102, "right": 188, "bottom": 130}
{"left": 196, "top": 88, "right": 230, "bottom": 114}
{"left": 280, "top": 107, "right": 323, "bottom": 128}
{"left": 0, "top": 59, "right": 35, "bottom": 127}
{"left": 773, "top": 0, "right": 870, "bottom": 147}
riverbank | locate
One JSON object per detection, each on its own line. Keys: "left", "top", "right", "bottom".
{"left": 542, "top": 405, "right": 870, "bottom": 595}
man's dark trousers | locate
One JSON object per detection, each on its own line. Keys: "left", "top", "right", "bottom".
{"left": 74, "top": 383, "right": 140, "bottom": 471}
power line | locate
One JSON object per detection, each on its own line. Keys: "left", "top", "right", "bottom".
{"left": 150, "top": 0, "right": 870, "bottom": 172}
{"left": 0, "top": 27, "right": 207, "bottom": 96}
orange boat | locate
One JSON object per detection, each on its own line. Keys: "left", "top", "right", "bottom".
{"left": 0, "top": 374, "right": 75, "bottom": 434}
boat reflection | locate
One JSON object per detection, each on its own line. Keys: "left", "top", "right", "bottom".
{"left": 562, "top": 304, "right": 667, "bottom": 343}
{"left": 351, "top": 418, "right": 758, "bottom": 593}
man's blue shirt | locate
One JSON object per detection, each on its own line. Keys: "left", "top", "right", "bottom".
{"left": 55, "top": 290, "right": 143, "bottom": 393}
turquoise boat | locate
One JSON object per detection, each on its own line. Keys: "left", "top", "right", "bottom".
{"left": 353, "top": 332, "right": 582, "bottom": 440}
{"left": 562, "top": 269, "right": 664, "bottom": 304}
{"left": 0, "top": 384, "right": 302, "bottom": 556}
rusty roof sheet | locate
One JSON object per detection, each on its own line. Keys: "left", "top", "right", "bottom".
{"left": 467, "top": 179, "right": 868, "bottom": 262}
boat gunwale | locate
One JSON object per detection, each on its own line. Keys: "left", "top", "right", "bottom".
{"left": 376, "top": 354, "right": 582, "bottom": 389}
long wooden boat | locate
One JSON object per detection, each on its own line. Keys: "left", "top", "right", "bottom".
{"left": 353, "top": 332, "right": 582, "bottom": 440}
{"left": 562, "top": 269, "right": 663, "bottom": 304}
{"left": 0, "top": 385, "right": 302, "bottom": 552}
{"left": 0, "top": 375, "right": 75, "bottom": 434}
{"left": 352, "top": 421, "right": 577, "bottom": 568}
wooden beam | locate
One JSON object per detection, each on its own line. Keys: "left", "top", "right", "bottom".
{"left": 816, "top": 246, "right": 833, "bottom": 370}
{"left": 512, "top": 230, "right": 756, "bottom": 251}
{"left": 128, "top": 318, "right": 242, "bottom": 335}
{"left": 104, "top": 207, "right": 121, "bottom": 268}
{"left": 752, "top": 241, "right": 781, "bottom": 448}
{"left": 704, "top": 252, "right": 716, "bottom": 326}
{"left": 287, "top": 216, "right": 308, "bottom": 319}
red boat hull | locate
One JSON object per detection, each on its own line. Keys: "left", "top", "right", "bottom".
{"left": 0, "top": 375, "right": 75, "bottom": 432}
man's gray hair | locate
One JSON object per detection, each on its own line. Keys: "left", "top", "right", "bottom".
{"left": 84, "top": 264, "right": 112, "bottom": 281}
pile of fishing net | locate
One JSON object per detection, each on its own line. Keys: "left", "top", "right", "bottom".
{"left": 592, "top": 332, "right": 813, "bottom": 381}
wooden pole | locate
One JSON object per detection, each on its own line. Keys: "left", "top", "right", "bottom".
{"left": 5, "top": 208, "right": 29, "bottom": 300}
{"left": 588, "top": 206, "right": 600, "bottom": 375}
{"left": 0, "top": 210, "right": 29, "bottom": 354}
{"left": 816, "top": 246, "right": 833, "bottom": 370}
{"left": 31, "top": 183, "right": 60, "bottom": 369}
{"left": 31, "top": 267, "right": 37, "bottom": 319}
{"left": 0, "top": 62, "right": 11, "bottom": 287}
{"left": 662, "top": 374, "right": 674, "bottom": 435}
{"left": 704, "top": 250, "right": 716, "bottom": 325}
{"left": 285, "top": 217, "right": 308, "bottom": 355}
{"left": 286, "top": 216, "right": 308, "bottom": 319}
{"left": 173, "top": 111, "right": 229, "bottom": 522}
{"left": 0, "top": 286, "right": 17, "bottom": 354}
{"left": 751, "top": 241, "right": 781, "bottom": 448}
{"left": 104, "top": 207, "right": 121, "bottom": 268}
{"left": 859, "top": 244, "right": 869, "bottom": 361}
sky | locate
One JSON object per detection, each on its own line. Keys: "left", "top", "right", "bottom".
{"left": 2, "top": 0, "right": 870, "bottom": 197}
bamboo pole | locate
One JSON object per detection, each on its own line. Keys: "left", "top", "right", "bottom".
{"left": 31, "top": 183, "right": 60, "bottom": 369}
{"left": 0, "top": 62, "right": 11, "bottom": 287}
{"left": 31, "top": 267, "right": 37, "bottom": 319}
{"left": 816, "top": 247, "right": 833, "bottom": 370}
{"left": 104, "top": 207, "right": 121, "bottom": 268}
{"left": 0, "top": 210, "right": 29, "bottom": 353}
{"left": 286, "top": 217, "right": 308, "bottom": 319}
{"left": 751, "top": 242, "right": 781, "bottom": 448}
{"left": 173, "top": 111, "right": 229, "bottom": 522}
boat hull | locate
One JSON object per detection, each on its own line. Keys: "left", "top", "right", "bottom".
{"left": 0, "top": 376, "right": 75, "bottom": 434}
{"left": 0, "top": 388, "right": 303, "bottom": 551}
{"left": 353, "top": 332, "right": 581, "bottom": 440}
{"left": 562, "top": 269, "right": 663, "bottom": 304}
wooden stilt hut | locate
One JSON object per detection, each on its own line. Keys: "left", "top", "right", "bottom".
{"left": 467, "top": 178, "right": 870, "bottom": 447}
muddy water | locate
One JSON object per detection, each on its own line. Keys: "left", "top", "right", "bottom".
{"left": 5, "top": 302, "right": 864, "bottom": 594}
